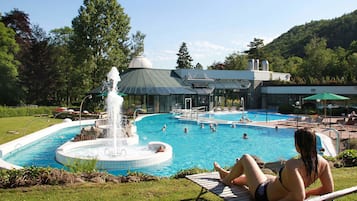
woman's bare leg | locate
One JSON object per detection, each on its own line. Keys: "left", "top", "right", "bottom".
{"left": 215, "top": 154, "right": 268, "bottom": 194}
{"left": 214, "top": 162, "right": 248, "bottom": 185}
{"left": 214, "top": 162, "right": 229, "bottom": 178}
{"left": 232, "top": 175, "right": 247, "bottom": 185}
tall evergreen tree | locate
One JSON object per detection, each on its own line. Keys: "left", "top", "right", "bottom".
{"left": 176, "top": 42, "right": 193, "bottom": 69}
{"left": 245, "top": 38, "right": 265, "bottom": 59}
{"left": 130, "top": 31, "right": 146, "bottom": 58}
{"left": 71, "top": 0, "right": 131, "bottom": 92}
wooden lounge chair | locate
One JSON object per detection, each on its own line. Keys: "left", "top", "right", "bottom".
{"left": 306, "top": 186, "right": 357, "bottom": 201}
{"left": 186, "top": 172, "right": 357, "bottom": 201}
{"left": 186, "top": 172, "right": 253, "bottom": 201}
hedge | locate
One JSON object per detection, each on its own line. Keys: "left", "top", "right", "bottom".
{"left": 0, "top": 106, "right": 56, "bottom": 118}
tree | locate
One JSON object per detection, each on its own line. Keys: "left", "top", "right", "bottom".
{"left": 1, "top": 9, "right": 32, "bottom": 50}
{"left": 50, "top": 27, "right": 78, "bottom": 106}
{"left": 346, "top": 52, "right": 357, "bottom": 82}
{"left": 284, "top": 56, "right": 303, "bottom": 75}
{"left": 346, "top": 41, "right": 357, "bottom": 82}
{"left": 130, "top": 31, "right": 146, "bottom": 58}
{"left": 195, "top": 62, "right": 203, "bottom": 69}
{"left": 0, "top": 21, "right": 21, "bottom": 105}
{"left": 71, "top": 0, "right": 131, "bottom": 92}
{"left": 245, "top": 38, "right": 265, "bottom": 59}
{"left": 223, "top": 52, "right": 248, "bottom": 70}
{"left": 348, "top": 40, "right": 357, "bottom": 54}
{"left": 21, "top": 25, "right": 60, "bottom": 105}
{"left": 1, "top": 9, "right": 32, "bottom": 104}
{"left": 176, "top": 42, "right": 193, "bottom": 69}
{"left": 301, "top": 37, "right": 333, "bottom": 80}
{"left": 207, "top": 62, "right": 225, "bottom": 70}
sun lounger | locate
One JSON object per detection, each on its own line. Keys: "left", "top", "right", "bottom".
{"left": 305, "top": 186, "right": 357, "bottom": 201}
{"left": 186, "top": 172, "right": 253, "bottom": 201}
{"left": 186, "top": 172, "right": 357, "bottom": 201}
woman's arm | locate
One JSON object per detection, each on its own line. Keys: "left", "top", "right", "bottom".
{"left": 306, "top": 160, "right": 334, "bottom": 197}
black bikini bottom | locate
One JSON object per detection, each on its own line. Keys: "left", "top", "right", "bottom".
{"left": 255, "top": 180, "right": 270, "bottom": 201}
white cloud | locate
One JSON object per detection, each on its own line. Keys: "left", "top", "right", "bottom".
{"left": 145, "top": 40, "right": 238, "bottom": 69}
{"left": 231, "top": 39, "right": 248, "bottom": 52}
{"left": 187, "top": 40, "right": 235, "bottom": 66}
{"left": 146, "top": 49, "right": 175, "bottom": 61}
{"left": 189, "top": 41, "right": 229, "bottom": 52}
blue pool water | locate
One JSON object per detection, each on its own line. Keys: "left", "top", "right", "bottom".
{"left": 4, "top": 126, "right": 80, "bottom": 169}
{"left": 4, "top": 113, "right": 298, "bottom": 177}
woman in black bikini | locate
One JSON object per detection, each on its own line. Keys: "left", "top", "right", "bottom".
{"left": 214, "top": 128, "right": 334, "bottom": 201}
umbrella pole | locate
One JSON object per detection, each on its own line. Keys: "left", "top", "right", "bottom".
{"left": 324, "top": 100, "right": 327, "bottom": 118}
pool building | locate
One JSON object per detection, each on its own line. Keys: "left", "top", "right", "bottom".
{"left": 90, "top": 56, "right": 357, "bottom": 113}
{"left": 90, "top": 56, "right": 291, "bottom": 113}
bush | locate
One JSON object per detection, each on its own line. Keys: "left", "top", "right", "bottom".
{"left": 349, "top": 138, "right": 357, "bottom": 150}
{"left": 337, "top": 149, "right": 357, "bottom": 167}
{"left": 278, "top": 104, "right": 295, "bottom": 114}
{"left": 65, "top": 159, "right": 98, "bottom": 174}
{"left": 0, "top": 106, "right": 56, "bottom": 118}
{"left": 323, "top": 155, "right": 336, "bottom": 163}
{"left": 172, "top": 167, "right": 208, "bottom": 179}
{"left": 0, "top": 167, "right": 60, "bottom": 188}
{"left": 0, "top": 166, "right": 162, "bottom": 188}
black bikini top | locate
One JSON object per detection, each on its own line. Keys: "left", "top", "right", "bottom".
{"left": 278, "top": 166, "right": 290, "bottom": 191}
{"left": 278, "top": 166, "right": 285, "bottom": 185}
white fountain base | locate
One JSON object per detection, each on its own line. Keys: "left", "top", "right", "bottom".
{"left": 56, "top": 138, "right": 172, "bottom": 170}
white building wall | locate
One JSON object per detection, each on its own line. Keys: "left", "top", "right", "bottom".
{"left": 248, "top": 71, "right": 290, "bottom": 81}
{"left": 261, "top": 86, "right": 357, "bottom": 95}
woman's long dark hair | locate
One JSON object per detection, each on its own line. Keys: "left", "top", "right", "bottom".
{"left": 294, "top": 128, "right": 318, "bottom": 178}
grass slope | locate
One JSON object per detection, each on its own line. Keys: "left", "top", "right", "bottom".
{"left": 0, "top": 116, "right": 62, "bottom": 144}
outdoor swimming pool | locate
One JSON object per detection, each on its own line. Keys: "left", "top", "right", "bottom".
{"left": 3, "top": 113, "right": 298, "bottom": 177}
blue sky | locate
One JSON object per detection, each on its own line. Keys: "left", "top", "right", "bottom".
{"left": 1, "top": 0, "right": 357, "bottom": 69}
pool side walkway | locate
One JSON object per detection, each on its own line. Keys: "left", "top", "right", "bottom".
{"left": 251, "top": 117, "right": 357, "bottom": 156}
{"left": 250, "top": 117, "right": 357, "bottom": 140}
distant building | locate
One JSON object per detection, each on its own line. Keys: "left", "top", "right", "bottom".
{"left": 261, "top": 85, "right": 357, "bottom": 110}
{"left": 90, "top": 56, "right": 292, "bottom": 113}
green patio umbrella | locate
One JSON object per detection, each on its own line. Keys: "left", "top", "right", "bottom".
{"left": 303, "top": 92, "right": 350, "bottom": 117}
{"left": 303, "top": 92, "right": 350, "bottom": 101}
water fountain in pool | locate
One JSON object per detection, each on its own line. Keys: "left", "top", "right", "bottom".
{"left": 55, "top": 67, "right": 172, "bottom": 170}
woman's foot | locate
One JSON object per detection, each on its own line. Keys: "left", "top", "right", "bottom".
{"left": 213, "top": 162, "right": 229, "bottom": 180}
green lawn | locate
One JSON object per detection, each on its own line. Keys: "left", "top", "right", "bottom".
{"left": 0, "top": 117, "right": 356, "bottom": 200}
{"left": 0, "top": 116, "right": 62, "bottom": 144}
{"left": 0, "top": 167, "right": 356, "bottom": 201}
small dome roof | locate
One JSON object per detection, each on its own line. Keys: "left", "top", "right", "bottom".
{"left": 129, "top": 55, "right": 152, "bottom": 69}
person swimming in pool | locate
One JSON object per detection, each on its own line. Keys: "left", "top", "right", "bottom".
{"left": 243, "top": 133, "right": 248, "bottom": 139}
{"left": 162, "top": 124, "right": 167, "bottom": 132}
{"left": 213, "top": 128, "right": 334, "bottom": 201}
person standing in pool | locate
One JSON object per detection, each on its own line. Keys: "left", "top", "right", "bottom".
{"left": 214, "top": 128, "right": 334, "bottom": 201}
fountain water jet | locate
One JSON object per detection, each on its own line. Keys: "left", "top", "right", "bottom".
{"left": 56, "top": 67, "right": 172, "bottom": 170}
{"left": 106, "top": 67, "right": 124, "bottom": 156}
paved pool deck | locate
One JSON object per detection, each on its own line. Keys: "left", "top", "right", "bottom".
{"left": 250, "top": 117, "right": 357, "bottom": 140}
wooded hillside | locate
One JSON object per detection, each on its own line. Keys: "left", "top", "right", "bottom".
{"left": 264, "top": 10, "right": 357, "bottom": 58}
